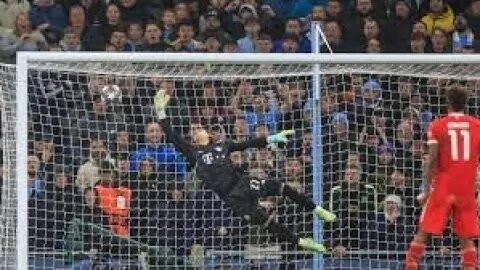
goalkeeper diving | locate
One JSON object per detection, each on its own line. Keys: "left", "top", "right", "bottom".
{"left": 154, "top": 89, "right": 336, "bottom": 253}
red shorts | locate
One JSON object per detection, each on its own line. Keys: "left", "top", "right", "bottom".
{"left": 419, "top": 190, "right": 480, "bottom": 238}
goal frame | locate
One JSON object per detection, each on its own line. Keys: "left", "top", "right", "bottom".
{"left": 15, "top": 52, "right": 480, "bottom": 270}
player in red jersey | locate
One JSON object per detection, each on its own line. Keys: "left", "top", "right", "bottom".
{"left": 404, "top": 86, "right": 480, "bottom": 270}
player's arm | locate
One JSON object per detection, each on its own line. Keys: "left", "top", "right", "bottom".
{"left": 154, "top": 89, "right": 196, "bottom": 164}
{"left": 227, "top": 130, "right": 295, "bottom": 152}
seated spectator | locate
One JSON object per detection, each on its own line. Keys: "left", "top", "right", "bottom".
{"left": 130, "top": 119, "right": 186, "bottom": 181}
{"left": 410, "top": 31, "right": 427, "bottom": 52}
{"left": 143, "top": 22, "right": 169, "bottom": 51}
{"left": 327, "top": 166, "right": 377, "bottom": 257}
{"left": 421, "top": 0, "right": 454, "bottom": 36}
{"left": 29, "top": 0, "right": 67, "bottom": 34}
{"left": 59, "top": 26, "right": 82, "bottom": 51}
{"left": 160, "top": 9, "right": 176, "bottom": 43}
{"left": 385, "top": 168, "right": 416, "bottom": 216}
{"left": 452, "top": 13, "right": 475, "bottom": 53}
{"left": 0, "top": 0, "right": 30, "bottom": 30}
{"left": 0, "top": 12, "right": 48, "bottom": 62}
{"left": 245, "top": 94, "right": 280, "bottom": 134}
{"left": 110, "top": 124, "right": 133, "bottom": 159}
{"left": 231, "top": 117, "right": 249, "bottom": 142}
{"left": 326, "top": 0, "right": 343, "bottom": 21}
{"left": 171, "top": 21, "right": 203, "bottom": 52}
{"left": 125, "top": 21, "right": 144, "bottom": 51}
{"left": 428, "top": 27, "right": 450, "bottom": 53}
{"left": 44, "top": 165, "right": 82, "bottom": 249}
{"left": 365, "top": 38, "right": 382, "bottom": 52}
{"left": 263, "top": 0, "right": 327, "bottom": 21}
{"left": 222, "top": 40, "right": 239, "bottom": 52}
{"left": 103, "top": 3, "right": 122, "bottom": 37}
{"left": 204, "top": 36, "right": 222, "bottom": 52}
{"left": 367, "top": 195, "right": 413, "bottom": 257}
{"left": 174, "top": 1, "right": 192, "bottom": 22}
{"left": 28, "top": 154, "right": 45, "bottom": 200}
{"left": 230, "top": 80, "right": 256, "bottom": 115}
{"left": 116, "top": 153, "right": 131, "bottom": 185}
{"left": 107, "top": 25, "right": 127, "bottom": 51}
{"left": 274, "top": 18, "right": 310, "bottom": 53}
{"left": 76, "top": 136, "right": 111, "bottom": 191}
{"left": 258, "top": 3, "right": 282, "bottom": 39}
{"left": 279, "top": 34, "right": 300, "bottom": 53}
{"left": 67, "top": 5, "right": 86, "bottom": 40}
{"left": 119, "top": 0, "right": 151, "bottom": 24}
{"left": 386, "top": 0, "right": 415, "bottom": 52}
{"left": 465, "top": 0, "right": 480, "bottom": 39}
{"left": 321, "top": 20, "right": 346, "bottom": 53}
{"left": 255, "top": 32, "right": 273, "bottom": 53}
{"left": 361, "top": 18, "right": 383, "bottom": 51}
{"left": 199, "top": 9, "right": 231, "bottom": 43}
{"left": 237, "top": 18, "right": 260, "bottom": 53}
{"left": 343, "top": 0, "right": 379, "bottom": 51}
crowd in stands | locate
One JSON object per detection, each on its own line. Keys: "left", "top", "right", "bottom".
{"left": 0, "top": 0, "right": 480, "bottom": 63}
{"left": 1, "top": 0, "right": 480, "bottom": 268}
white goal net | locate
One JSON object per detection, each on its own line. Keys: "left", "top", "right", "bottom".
{"left": 1, "top": 54, "right": 480, "bottom": 270}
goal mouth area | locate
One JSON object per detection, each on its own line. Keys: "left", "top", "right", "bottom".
{"left": 4, "top": 52, "right": 480, "bottom": 270}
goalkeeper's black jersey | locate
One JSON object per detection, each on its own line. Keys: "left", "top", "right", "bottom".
{"left": 162, "top": 120, "right": 267, "bottom": 197}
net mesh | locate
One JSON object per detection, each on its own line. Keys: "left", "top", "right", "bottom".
{"left": 2, "top": 61, "right": 480, "bottom": 269}
{"left": 0, "top": 64, "right": 17, "bottom": 270}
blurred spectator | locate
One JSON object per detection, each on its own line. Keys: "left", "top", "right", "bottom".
{"left": 321, "top": 20, "right": 345, "bottom": 52}
{"left": 421, "top": 0, "right": 455, "bottom": 35}
{"left": 232, "top": 117, "right": 249, "bottom": 142}
{"left": 385, "top": 168, "right": 416, "bottom": 216}
{"left": 410, "top": 32, "right": 428, "bottom": 52}
{"left": 67, "top": 5, "right": 86, "bottom": 40}
{"left": 326, "top": 0, "right": 343, "bottom": 21}
{"left": 465, "top": 0, "right": 480, "bottom": 39}
{"left": 107, "top": 26, "right": 127, "bottom": 51}
{"left": 327, "top": 166, "right": 377, "bottom": 257}
{"left": 361, "top": 18, "right": 382, "bottom": 51}
{"left": 76, "top": 136, "right": 109, "bottom": 191}
{"left": 44, "top": 165, "right": 82, "bottom": 249}
{"left": 59, "top": 26, "right": 82, "bottom": 51}
{"left": 29, "top": 0, "right": 67, "bottom": 34}
{"left": 125, "top": 21, "right": 144, "bottom": 51}
{"left": 386, "top": 0, "right": 415, "bottom": 52}
{"left": 0, "top": 12, "right": 48, "bottom": 63}
{"left": 262, "top": 0, "right": 328, "bottom": 21}
{"left": 143, "top": 22, "right": 170, "bottom": 51}
{"left": 28, "top": 154, "right": 45, "bottom": 199}
{"left": 366, "top": 38, "right": 382, "bottom": 52}
{"left": 104, "top": 3, "right": 122, "bottom": 35}
{"left": 428, "top": 27, "right": 450, "bottom": 52}
{"left": 245, "top": 94, "right": 280, "bottom": 134}
{"left": 118, "top": 0, "right": 152, "bottom": 24}
{"left": 160, "top": 9, "right": 176, "bottom": 43}
{"left": 367, "top": 195, "right": 413, "bottom": 256}
{"left": 274, "top": 18, "right": 310, "bottom": 53}
{"left": 343, "top": 0, "right": 379, "bottom": 51}
{"left": 199, "top": 9, "right": 231, "bottom": 43}
{"left": 116, "top": 153, "right": 131, "bottom": 185}
{"left": 237, "top": 18, "right": 260, "bottom": 53}
{"left": 130, "top": 120, "right": 186, "bottom": 181}
{"left": 254, "top": 33, "right": 273, "bottom": 53}
{"left": 452, "top": 13, "right": 475, "bottom": 53}
{"left": 0, "top": 0, "right": 30, "bottom": 30}
{"left": 171, "top": 21, "right": 203, "bottom": 52}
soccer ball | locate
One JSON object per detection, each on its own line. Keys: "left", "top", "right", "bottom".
{"left": 101, "top": 84, "right": 122, "bottom": 103}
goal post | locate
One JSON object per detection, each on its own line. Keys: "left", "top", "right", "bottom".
{"left": 4, "top": 52, "right": 480, "bottom": 270}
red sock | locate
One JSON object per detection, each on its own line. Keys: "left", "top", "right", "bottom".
{"left": 404, "top": 242, "right": 426, "bottom": 270}
{"left": 461, "top": 248, "right": 477, "bottom": 269}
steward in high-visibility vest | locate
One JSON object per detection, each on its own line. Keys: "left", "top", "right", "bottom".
{"left": 95, "top": 161, "right": 132, "bottom": 237}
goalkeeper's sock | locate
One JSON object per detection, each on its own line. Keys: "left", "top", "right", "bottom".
{"left": 404, "top": 242, "right": 425, "bottom": 270}
{"left": 298, "top": 238, "right": 327, "bottom": 254}
{"left": 314, "top": 207, "right": 337, "bottom": 223}
{"left": 461, "top": 247, "right": 477, "bottom": 269}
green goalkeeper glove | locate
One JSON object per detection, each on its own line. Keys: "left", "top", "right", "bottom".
{"left": 267, "top": 130, "right": 294, "bottom": 144}
{"left": 154, "top": 89, "right": 171, "bottom": 120}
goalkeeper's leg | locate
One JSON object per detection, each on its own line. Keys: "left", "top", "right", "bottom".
{"left": 261, "top": 179, "right": 336, "bottom": 223}
{"left": 244, "top": 205, "right": 327, "bottom": 254}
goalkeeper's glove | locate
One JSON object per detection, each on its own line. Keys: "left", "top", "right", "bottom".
{"left": 267, "top": 130, "right": 294, "bottom": 144}
{"left": 154, "top": 89, "right": 171, "bottom": 120}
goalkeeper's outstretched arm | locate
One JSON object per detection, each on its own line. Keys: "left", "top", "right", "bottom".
{"left": 154, "top": 89, "right": 196, "bottom": 165}
{"left": 228, "top": 130, "right": 295, "bottom": 152}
